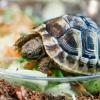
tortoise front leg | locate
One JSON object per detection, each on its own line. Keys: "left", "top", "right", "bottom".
{"left": 38, "top": 57, "right": 51, "bottom": 74}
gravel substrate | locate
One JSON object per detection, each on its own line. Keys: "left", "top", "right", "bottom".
{"left": 0, "top": 80, "right": 65, "bottom": 100}
{"left": 0, "top": 80, "right": 100, "bottom": 100}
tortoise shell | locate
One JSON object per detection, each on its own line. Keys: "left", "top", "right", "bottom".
{"left": 33, "top": 15, "right": 100, "bottom": 74}
{"left": 16, "top": 15, "right": 100, "bottom": 74}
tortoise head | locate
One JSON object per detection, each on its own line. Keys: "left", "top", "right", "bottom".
{"left": 21, "top": 36, "right": 45, "bottom": 59}
{"left": 15, "top": 34, "right": 45, "bottom": 59}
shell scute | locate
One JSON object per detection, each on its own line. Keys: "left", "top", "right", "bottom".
{"left": 46, "top": 17, "right": 70, "bottom": 38}
{"left": 54, "top": 51, "right": 65, "bottom": 63}
{"left": 41, "top": 15, "right": 99, "bottom": 74}
{"left": 58, "top": 28, "right": 81, "bottom": 56}
{"left": 70, "top": 17, "right": 87, "bottom": 30}
{"left": 81, "top": 29, "right": 98, "bottom": 65}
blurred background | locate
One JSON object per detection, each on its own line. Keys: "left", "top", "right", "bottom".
{"left": 0, "top": 0, "right": 100, "bottom": 65}
{"left": 0, "top": 0, "right": 100, "bottom": 24}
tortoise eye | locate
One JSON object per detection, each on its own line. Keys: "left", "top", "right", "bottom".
{"left": 21, "top": 49, "right": 34, "bottom": 59}
{"left": 27, "top": 50, "right": 33, "bottom": 56}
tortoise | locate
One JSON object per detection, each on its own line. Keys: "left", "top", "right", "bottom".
{"left": 15, "top": 15, "right": 100, "bottom": 75}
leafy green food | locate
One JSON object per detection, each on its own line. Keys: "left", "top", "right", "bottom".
{"left": 52, "top": 69, "right": 64, "bottom": 77}
{"left": 17, "top": 57, "right": 27, "bottom": 63}
{"left": 82, "top": 78, "right": 100, "bottom": 93}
